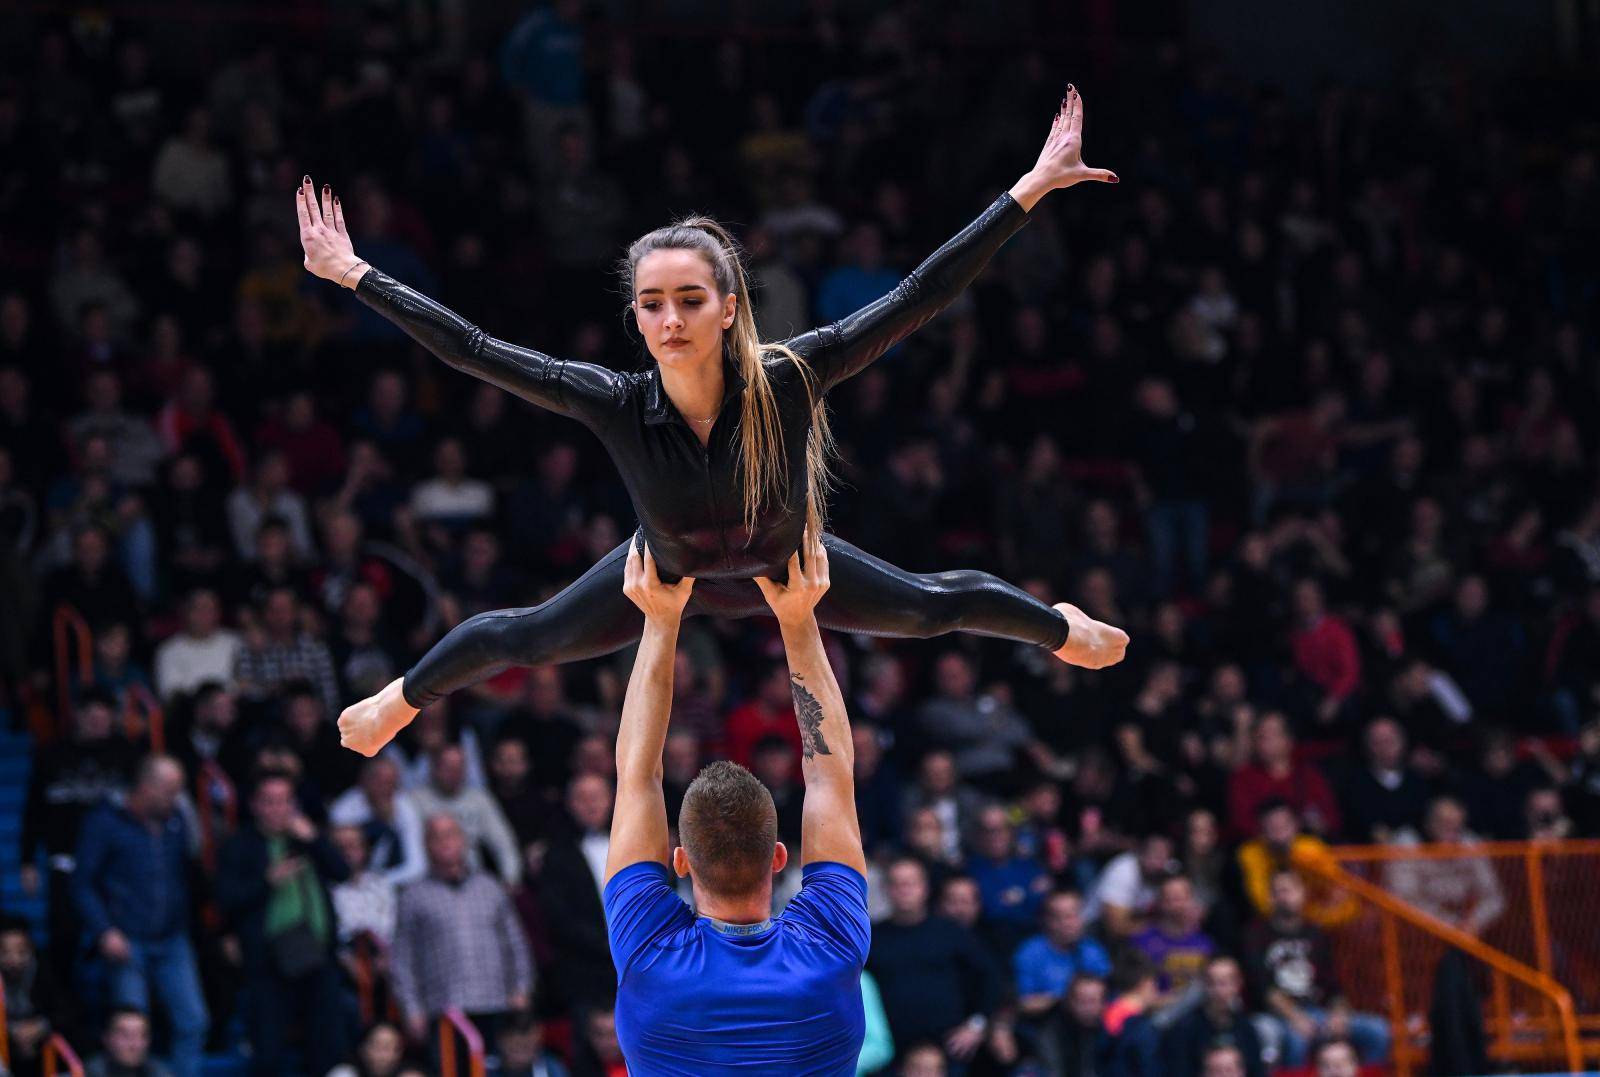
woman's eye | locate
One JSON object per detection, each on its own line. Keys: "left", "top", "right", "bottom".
{"left": 685, "top": 299, "right": 702, "bottom": 307}
{"left": 641, "top": 303, "right": 659, "bottom": 311}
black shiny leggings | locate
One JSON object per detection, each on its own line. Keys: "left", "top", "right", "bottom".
{"left": 402, "top": 532, "right": 1069, "bottom": 708}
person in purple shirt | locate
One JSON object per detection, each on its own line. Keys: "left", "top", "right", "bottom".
{"left": 1129, "top": 875, "right": 1215, "bottom": 1000}
{"left": 1012, "top": 890, "right": 1112, "bottom": 1019}
{"left": 602, "top": 534, "right": 870, "bottom": 1075}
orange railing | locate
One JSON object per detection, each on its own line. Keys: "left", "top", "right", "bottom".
{"left": 42, "top": 1033, "right": 84, "bottom": 1077}
{"left": 51, "top": 604, "right": 92, "bottom": 734}
{"left": 353, "top": 932, "right": 400, "bottom": 1027}
{"left": 123, "top": 680, "right": 166, "bottom": 753}
{"left": 1302, "top": 841, "right": 1600, "bottom": 1075}
{"left": 439, "top": 1007, "right": 487, "bottom": 1077}
{"left": 195, "top": 760, "right": 238, "bottom": 875}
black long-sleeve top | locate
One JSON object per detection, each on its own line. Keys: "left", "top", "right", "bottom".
{"left": 868, "top": 914, "right": 1001, "bottom": 1048}
{"left": 353, "top": 192, "right": 1030, "bottom": 579}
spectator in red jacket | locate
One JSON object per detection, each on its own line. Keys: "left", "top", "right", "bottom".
{"left": 722, "top": 660, "right": 802, "bottom": 767}
{"left": 1289, "top": 578, "right": 1362, "bottom": 730}
{"left": 1228, "top": 711, "right": 1340, "bottom": 839}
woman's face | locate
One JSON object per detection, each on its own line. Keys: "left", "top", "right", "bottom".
{"left": 632, "top": 249, "right": 737, "bottom": 373}
{"left": 360, "top": 1025, "right": 403, "bottom": 1076}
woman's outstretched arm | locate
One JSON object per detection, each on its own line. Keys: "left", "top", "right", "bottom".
{"left": 787, "top": 85, "right": 1117, "bottom": 391}
{"left": 296, "top": 176, "right": 619, "bottom": 424}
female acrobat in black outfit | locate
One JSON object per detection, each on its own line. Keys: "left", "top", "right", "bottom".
{"left": 295, "top": 85, "right": 1128, "bottom": 756}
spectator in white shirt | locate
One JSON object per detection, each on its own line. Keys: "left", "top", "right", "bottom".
{"left": 1085, "top": 831, "right": 1177, "bottom": 938}
{"left": 409, "top": 743, "right": 522, "bottom": 885}
{"left": 154, "top": 589, "right": 240, "bottom": 701}
{"left": 329, "top": 758, "right": 427, "bottom": 886}
{"left": 226, "top": 450, "right": 314, "bottom": 561}
{"left": 330, "top": 824, "right": 397, "bottom": 951}
{"left": 408, "top": 438, "right": 493, "bottom": 527}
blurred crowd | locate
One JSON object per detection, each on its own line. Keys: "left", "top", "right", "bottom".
{"left": 1, "top": 1, "right": 1599, "bottom": 1076}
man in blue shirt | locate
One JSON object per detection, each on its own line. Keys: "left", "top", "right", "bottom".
{"left": 1012, "top": 889, "right": 1112, "bottom": 1019}
{"left": 73, "top": 755, "right": 209, "bottom": 1077}
{"left": 603, "top": 535, "right": 870, "bottom": 1075}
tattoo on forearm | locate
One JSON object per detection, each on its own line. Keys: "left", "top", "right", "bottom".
{"left": 790, "top": 675, "right": 831, "bottom": 760}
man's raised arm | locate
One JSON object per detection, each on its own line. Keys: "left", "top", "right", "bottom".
{"left": 604, "top": 542, "right": 694, "bottom": 884}
{"left": 754, "top": 532, "right": 867, "bottom": 874}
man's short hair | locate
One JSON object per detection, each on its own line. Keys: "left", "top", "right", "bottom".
{"left": 105, "top": 1007, "right": 150, "bottom": 1034}
{"left": 1255, "top": 796, "right": 1294, "bottom": 821}
{"left": 678, "top": 760, "right": 777, "bottom": 896}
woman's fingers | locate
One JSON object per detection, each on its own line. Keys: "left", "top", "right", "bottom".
{"left": 321, "top": 183, "right": 336, "bottom": 227}
{"left": 1066, "top": 85, "right": 1080, "bottom": 134}
{"left": 1078, "top": 166, "right": 1119, "bottom": 184}
{"left": 333, "top": 194, "right": 347, "bottom": 235}
{"left": 295, "top": 185, "right": 313, "bottom": 231}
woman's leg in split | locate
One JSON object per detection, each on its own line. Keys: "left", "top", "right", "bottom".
{"left": 338, "top": 538, "right": 646, "bottom": 755}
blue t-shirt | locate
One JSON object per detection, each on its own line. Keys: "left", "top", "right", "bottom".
{"left": 1012, "top": 933, "right": 1113, "bottom": 998}
{"left": 605, "top": 861, "right": 870, "bottom": 1076}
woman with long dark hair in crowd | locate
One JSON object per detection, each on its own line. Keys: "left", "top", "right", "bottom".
{"left": 296, "top": 87, "right": 1128, "bottom": 757}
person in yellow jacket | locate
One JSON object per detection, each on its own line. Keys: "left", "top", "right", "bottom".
{"left": 1236, "top": 799, "right": 1357, "bottom": 928}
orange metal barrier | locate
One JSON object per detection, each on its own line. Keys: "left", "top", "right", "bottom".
{"left": 123, "top": 680, "right": 165, "bottom": 753}
{"left": 439, "top": 1007, "right": 487, "bottom": 1077}
{"left": 42, "top": 1033, "right": 84, "bottom": 1077}
{"left": 1303, "top": 840, "right": 1600, "bottom": 1075}
{"left": 195, "top": 760, "right": 238, "bottom": 875}
{"left": 51, "top": 605, "right": 92, "bottom": 734}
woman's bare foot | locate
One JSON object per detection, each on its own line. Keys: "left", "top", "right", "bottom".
{"left": 1052, "top": 602, "right": 1130, "bottom": 669}
{"left": 337, "top": 676, "right": 418, "bottom": 757}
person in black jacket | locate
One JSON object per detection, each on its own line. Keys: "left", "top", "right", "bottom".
{"left": 216, "top": 772, "right": 351, "bottom": 1077}
{"left": 18, "top": 690, "right": 132, "bottom": 987}
{"left": 537, "top": 772, "right": 614, "bottom": 1012}
{"left": 297, "top": 89, "right": 1129, "bottom": 757}
{"left": 868, "top": 856, "right": 1001, "bottom": 1067}
{"left": 1161, "top": 956, "right": 1266, "bottom": 1077}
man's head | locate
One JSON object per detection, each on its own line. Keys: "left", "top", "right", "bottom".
{"left": 1138, "top": 831, "right": 1176, "bottom": 881}
{"left": 424, "top": 814, "right": 468, "bottom": 879}
{"left": 498, "top": 1011, "right": 544, "bottom": 1070}
{"left": 1202, "top": 955, "right": 1244, "bottom": 1014}
{"left": 430, "top": 743, "right": 467, "bottom": 796}
{"left": 934, "top": 651, "right": 977, "bottom": 699}
{"left": 751, "top": 736, "right": 797, "bottom": 790}
{"left": 73, "top": 689, "right": 116, "bottom": 742}
{"left": 360, "top": 757, "right": 399, "bottom": 805}
{"left": 1314, "top": 1038, "right": 1360, "bottom": 1077}
{"left": 104, "top": 1009, "right": 153, "bottom": 1069}
{"left": 184, "top": 588, "right": 222, "bottom": 637}
{"left": 568, "top": 773, "right": 614, "bottom": 833}
{"left": 1202, "top": 1044, "right": 1246, "bottom": 1077}
{"left": 886, "top": 856, "right": 930, "bottom": 922}
{"left": 975, "top": 804, "right": 1015, "bottom": 861}
{"left": 1365, "top": 716, "right": 1406, "bottom": 771}
{"left": 1066, "top": 975, "right": 1107, "bottom": 1028}
{"left": 585, "top": 1009, "right": 623, "bottom": 1065}
{"left": 899, "top": 1043, "right": 948, "bottom": 1077}
{"left": 1252, "top": 711, "right": 1293, "bottom": 768}
{"left": 1269, "top": 869, "right": 1307, "bottom": 921}
{"left": 129, "top": 755, "right": 184, "bottom": 821}
{"left": 251, "top": 774, "right": 297, "bottom": 836}
{"left": 332, "top": 824, "right": 369, "bottom": 874}
{"left": 937, "top": 875, "right": 981, "bottom": 928}
{"left": 1042, "top": 889, "right": 1086, "bottom": 947}
{"left": 1424, "top": 794, "right": 1467, "bottom": 843}
{"left": 1156, "top": 875, "right": 1199, "bottom": 933}
{"left": 672, "top": 761, "right": 784, "bottom": 899}
{"left": 490, "top": 736, "right": 530, "bottom": 788}
{"left": 1257, "top": 799, "right": 1300, "bottom": 850}
{"left": 0, "top": 925, "right": 35, "bottom": 977}
{"left": 918, "top": 750, "right": 957, "bottom": 795}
